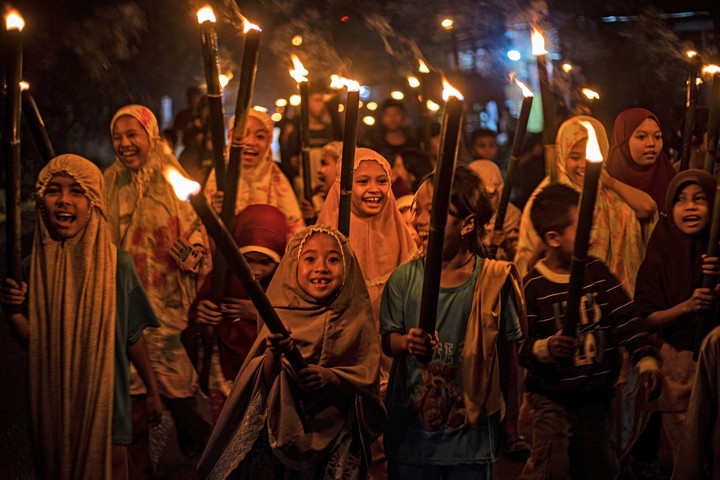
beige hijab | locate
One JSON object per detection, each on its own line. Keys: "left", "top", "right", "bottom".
{"left": 30, "top": 154, "right": 116, "bottom": 478}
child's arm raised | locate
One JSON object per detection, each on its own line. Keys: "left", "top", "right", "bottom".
{"left": 0, "top": 278, "right": 29, "bottom": 342}
{"left": 127, "top": 337, "right": 164, "bottom": 425}
{"left": 601, "top": 169, "right": 657, "bottom": 220}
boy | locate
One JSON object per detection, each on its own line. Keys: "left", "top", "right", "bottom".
{"left": 368, "top": 99, "right": 420, "bottom": 161}
{"left": 519, "top": 183, "right": 661, "bottom": 479}
{"left": 470, "top": 128, "right": 498, "bottom": 162}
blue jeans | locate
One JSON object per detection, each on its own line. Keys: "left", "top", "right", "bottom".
{"left": 395, "top": 462, "right": 493, "bottom": 480}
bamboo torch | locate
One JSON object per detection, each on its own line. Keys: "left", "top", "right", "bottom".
{"left": 417, "top": 79, "right": 464, "bottom": 362}
{"left": 490, "top": 75, "right": 534, "bottom": 258}
{"left": 680, "top": 50, "right": 701, "bottom": 171}
{"left": 532, "top": 27, "right": 558, "bottom": 184}
{"left": 694, "top": 183, "right": 720, "bottom": 356}
{"left": 289, "top": 55, "right": 314, "bottom": 214}
{"left": 4, "top": 10, "right": 24, "bottom": 282}
{"left": 197, "top": 5, "right": 227, "bottom": 183}
{"left": 20, "top": 82, "right": 55, "bottom": 163}
{"left": 335, "top": 77, "right": 361, "bottom": 237}
{"left": 163, "top": 166, "right": 307, "bottom": 372}
{"left": 703, "top": 65, "right": 720, "bottom": 174}
{"left": 562, "top": 121, "right": 604, "bottom": 336}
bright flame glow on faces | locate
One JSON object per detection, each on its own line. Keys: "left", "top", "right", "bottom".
{"left": 441, "top": 78, "right": 464, "bottom": 102}
{"left": 407, "top": 76, "right": 420, "bottom": 88}
{"left": 703, "top": 65, "right": 720, "bottom": 75}
{"left": 164, "top": 166, "right": 201, "bottom": 201}
{"left": 426, "top": 100, "right": 440, "bottom": 111}
{"left": 441, "top": 18, "right": 454, "bottom": 30}
{"left": 562, "top": 63, "right": 573, "bottom": 73}
{"left": 579, "top": 121, "right": 603, "bottom": 163}
{"left": 510, "top": 74, "right": 534, "bottom": 97}
{"left": 20, "top": 81, "right": 29, "bottom": 91}
{"left": 291, "top": 35, "right": 303, "bottom": 46}
{"left": 581, "top": 88, "right": 600, "bottom": 100}
{"left": 330, "top": 74, "right": 360, "bottom": 91}
{"left": 390, "top": 91, "right": 404, "bottom": 100}
{"left": 197, "top": 6, "right": 216, "bottom": 24}
{"left": 531, "top": 27, "right": 547, "bottom": 55}
{"left": 289, "top": 94, "right": 301, "bottom": 106}
{"left": 289, "top": 54, "right": 309, "bottom": 83}
{"left": 271, "top": 112, "right": 283, "bottom": 122}
{"left": 366, "top": 102, "right": 378, "bottom": 111}
{"left": 276, "top": 98, "right": 288, "bottom": 107}
{"left": 362, "top": 116, "right": 376, "bottom": 126}
{"left": 219, "top": 73, "right": 232, "bottom": 88}
{"left": 418, "top": 59, "right": 430, "bottom": 74}
{"left": 5, "top": 10, "right": 24, "bottom": 31}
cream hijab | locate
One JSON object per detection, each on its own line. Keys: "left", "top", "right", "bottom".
{"left": 30, "top": 154, "right": 116, "bottom": 478}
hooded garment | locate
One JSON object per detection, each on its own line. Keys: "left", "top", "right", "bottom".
{"left": 515, "top": 116, "right": 656, "bottom": 295}
{"left": 197, "top": 226, "right": 385, "bottom": 479}
{"left": 607, "top": 107, "right": 676, "bottom": 212}
{"left": 105, "top": 104, "right": 212, "bottom": 398}
{"left": 634, "top": 169, "right": 717, "bottom": 352}
{"left": 30, "top": 154, "right": 116, "bottom": 478}
{"left": 203, "top": 108, "right": 305, "bottom": 236}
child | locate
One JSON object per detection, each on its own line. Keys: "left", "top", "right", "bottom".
{"left": 470, "top": 128, "right": 499, "bottom": 163}
{"left": 300, "top": 141, "right": 342, "bottom": 222}
{"left": 381, "top": 165, "right": 526, "bottom": 479}
{"left": 367, "top": 99, "right": 420, "bottom": 161}
{"left": 183, "top": 204, "right": 288, "bottom": 422}
{"left": 634, "top": 169, "right": 720, "bottom": 457}
{"left": 196, "top": 226, "right": 384, "bottom": 479}
{"left": 0, "top": 155, "right": 161, "bottom": 479}
{"left": 392, "top": 148, "right": 433, "bottom": 196}
{"left": 519, "top": 183, "right": 661, "bottom": 479}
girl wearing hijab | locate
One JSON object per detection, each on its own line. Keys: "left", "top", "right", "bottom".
{"left": 469, "top": 160, "right": 522, "bottom": 260}
{"left": 0, "top": 155, "right": 161, "bottom": 479}
{"left": 515, "top": 116, "right": 657, "bottom": 295}
{"left": 204, "top": 108, "right": 305, "bottom": 235}
{"left": 197, "top": 226, "right": 385, "bottom": 479}
{"left": 635, "top": 169, "right": 720, "bottom": 457}
{"left": 607, "top": 107, "right": 676, "bottom": 213}
{"left": 105, "top": 104, "right": 213, "bottom": 461}
{"left": 183, "top": 204, "right": 289, "bottom": 422}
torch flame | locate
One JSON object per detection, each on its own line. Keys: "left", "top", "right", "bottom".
{"left": 163, "top": 166, "right": 201, "bottom": 201}
{"left": 687, "top": 50, "right": 698, "bottom": 58}
{"left": 531, "top": 27, "right": 547, "bottom": 55}
{"left": 196, "top": 6, "right": 216, "bottom": 24}
{"left": 562, "top": 63, "right": 573, "bottom": 73}
{"left": 510, "top": 74, "right": 534, "bottom": 97}
{"left": 5, "top": 10, "right": 24, "bottom": 31}
{"left": 582, "top": 88, "right": 600, "bottom": 100}
{"left": 241, "top": 15, "right": 261, "bottom": 33}
{"left": 441, "top": 18, "right": 454, "bottom": 30}
{"left": 703, "top": 65, "right": 720, "bottom": 75}
{"left": 330, "top": 74, "right": 360, "bottom": 91}
{"left": 418, "top": 58, "right": 430, "bottom": 74}
{"left": 442, "top": 78, "right": 464, "bottom": 101}
{"left": 579, "top": 121, "right": 603, "bottom": 163}
{"left": 407, "top": 76, "right": 420, "bottom": 88}
{"left": 426, "top": 100, "right": 440, "bottom": 112}
{"left": 20, "top": 81, "right": 29, "bottom": 91}
{"left": 289, "top": 54, "right": 308, "bottom": 83}
{"left": 219, "top": 73, "right": 232, "bottom": 89}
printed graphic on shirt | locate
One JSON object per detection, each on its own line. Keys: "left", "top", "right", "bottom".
{"left": 551, "top": 292, "right": 606, "bottom": 367}
{"left": 413, "top": 362, "right": 465, "bottom": 431}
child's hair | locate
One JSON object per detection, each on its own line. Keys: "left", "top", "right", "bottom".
{"left": 398, "top": 149, "right": 433, "bottom": 191}
{"left": 380, "top": 98, "right": 407, "bottom": 114}
{"left": 530, "top": 184, "right": 580, "bottom": 240}
{"left": 470, "top": 128, "right": 498, "bottom": 144}
{"left": 422, "top": 165, "right": 493, "bottom": 255}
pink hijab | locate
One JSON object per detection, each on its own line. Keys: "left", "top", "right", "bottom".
{"left": 607, "top": 108, "right": 676, "bottom": 211}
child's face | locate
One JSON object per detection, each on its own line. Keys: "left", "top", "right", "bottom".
{"left": 413, "top": 181, "right": 472, "bottom": 258}
{"left": 317, "top": 153, "right": 337, "bottom": 192}
{"left": 546, "top": 207, "right": 579, "bottom": 264}
{"left": 309, "top": 93, "right": 327, "bottom": 118}
{"left": 42, "top": 174, "right": 91, "bottom": 240}
{"left": 112, "top": 116, "right": 151, "bottom": 170}
{"left": 673, "top": 183, "right": 710, "bottom": 235}
{"left": 234, "top": 116, "right": 270, "bottom": 168}
{"left": 244, "top": 251, "right": 278, "bottom": 283}
{"left": 352, "top": 160, "right": 390, "bottom": 217}
{"left": 381, "top": 106, "right": 406, "bottom": 132}
{"left": 297, "top": 233, "right": 344, "bottom": 301}
{"left": 564, "top": 138, "right": 587, "bottom": 186}
{"left": 472, "top": 136, "right": 498, "bottom": 161}
{"left": 629, "top": 118, "right": 663, "bottom": 168}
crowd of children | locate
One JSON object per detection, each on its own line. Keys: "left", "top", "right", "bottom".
{"left": 2, "top": 89, "right": 720, "bottom": 480}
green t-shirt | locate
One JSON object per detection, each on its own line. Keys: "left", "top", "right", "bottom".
{"left": 380, "top": 256, "right": 522, "bottom": 465}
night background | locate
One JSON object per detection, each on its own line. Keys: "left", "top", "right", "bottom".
{"left": 1, "top": 0, "right": 719, "bottom": 477}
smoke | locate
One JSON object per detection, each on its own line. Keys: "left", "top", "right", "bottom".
{"left": 362, "top": 13, "right": 426, "bottom": 74}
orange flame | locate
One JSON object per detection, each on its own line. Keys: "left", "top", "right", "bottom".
{"left": 418, "top": 58, "right": 430, "bottom": 74}
{"left": 687, "top": 50, "right": 698, "bottom": 58}
{"left": 242, "top": 16, "right": 261, "bottom": 33}
{"left": 330, "top": 74, "right": 360, "bottom": 91}
{"left": 407, "top": 76, "right": 420, "bottom": 88}
{"left": 703, "top": 65, "right": 720, "bottom": 75}
{"left": 581, "top": 88, "right": 600, "bottom": 100}
{"left": 5, "top": 10, "right": 24, "bottom": 31}
{"left": 441, "top": 78, "right": 463, "bottom": 101}
{"left": 20, "top": 81, "right": 29, "bottom": 91}
{"left": 163, "top": 166, "right": 201, "bottom": 201}
{"left": 510, "top": 73, "right": 534, "bottom": 97}
{"left": 531, "top": 27, "right": 547, "bottom": 55}
{"left": 426, "top": 100, "right": 440, "bottom": 112}
{"left": 196, "top": 6, "right": 216, "bottom": 24}
{"left": 289, "top": 54, "right": 308, "bottom": 83}
{"left": 579, "top": 121, "right": 603, "bottom": 163}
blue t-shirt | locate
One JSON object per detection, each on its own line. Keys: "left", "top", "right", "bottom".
{"left": 380, "top": 256, "right": 522, "bottom": 465}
